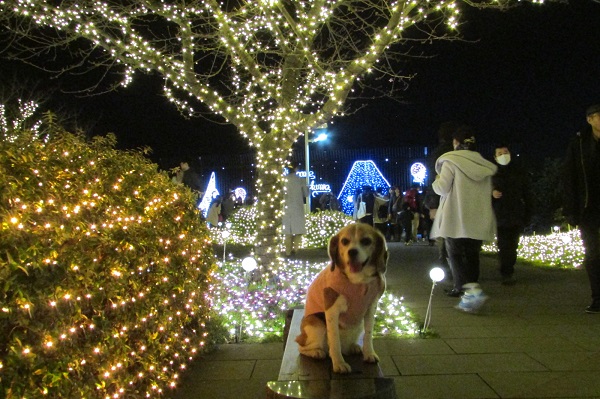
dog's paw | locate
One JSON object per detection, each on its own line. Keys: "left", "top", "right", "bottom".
{"left": 332, "top": 360, "right": 352, "bottom": 374}
{"left": 348, "top": 343, "right": 362, "bottom": 355}
{"left": 363, "top": 352, "right": 380, "bottom": 363}
{"left": 301, "top": 349, "right": 327, "bottom": 359}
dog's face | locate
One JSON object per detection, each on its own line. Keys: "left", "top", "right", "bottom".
{"left": 328, "top": 223, "right": 388, "bottom": 282}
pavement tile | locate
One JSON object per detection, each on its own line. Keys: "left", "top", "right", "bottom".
{"left": 374, "top": 338, "right": 455, "bottom": 355}
{"left": 171, "top": 378, "right": 269, "bottom": 399}
{"left": 444, "top": 336, "right": 584, "bottom": 354}
{"left": 393, "top": 374, "right": 499, "bottom": 399}
{"left": 181, "top": 359, "right": 256, "bottom": 380}
{"left": 480, "top": 371, "right": 600, "bottom": 398}
{"left": 527, "top": 352, "right": 600, "bottom": 371}
{"left": 252, "top": 359, "right": 282, "bottom": 379}
{"left": 206, "top": 342, "right": 284, "bottom": 360}
{"left": 378, "top": 354, "right": 400, "bottom": 376}
{"left": 432, "top": 324, "right": 548, "bottom": 339}
{"left": 392, "top": 353, "right": 547, "bottom": 375}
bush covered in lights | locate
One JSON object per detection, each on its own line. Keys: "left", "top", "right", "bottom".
{"left": 482, "top": 229, "right": 584, "bottom": 269}
{"left": 210, "top": 258, "right": 420, "bottom": 342}
{"left": 210, "top": 207, "right": 353, "bottom": 249}
{"left": 0, "top": 127, "right": 226, "bottom": 398}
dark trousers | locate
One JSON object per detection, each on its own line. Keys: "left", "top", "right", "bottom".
{"left": 399, "top": 219, "right": 412, "bottom": 243}
{"left": 445, "top": 238, "right": 482, "bottom": 291}
{"left": 579, "top": 221, "right": 600, "bottom": 303}
{"left": 497, "top": 225, "right": 521, "bottom": 277}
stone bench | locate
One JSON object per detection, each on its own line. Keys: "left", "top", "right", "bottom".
{"left": 266, "top": 309, "right": 397, "bottom": 399}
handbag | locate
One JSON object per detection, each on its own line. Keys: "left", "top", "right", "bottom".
{"left": 357, "top": 201, "right": 367, "bottom": 219}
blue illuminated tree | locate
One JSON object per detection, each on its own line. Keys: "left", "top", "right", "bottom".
{"left": 338, "top": 161, "right": 391, "bottom": 215}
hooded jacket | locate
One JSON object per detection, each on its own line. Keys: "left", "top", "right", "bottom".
{"left": 430, "top": 150, "right": 497, "bottom": 240}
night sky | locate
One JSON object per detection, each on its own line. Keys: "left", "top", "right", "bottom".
{"left": 3, "top": 1, "right": 600, "bottom": 168}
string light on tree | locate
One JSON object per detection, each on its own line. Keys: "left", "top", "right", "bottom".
{"left": 0, "top": 0, "right": 545, "bottom": 270}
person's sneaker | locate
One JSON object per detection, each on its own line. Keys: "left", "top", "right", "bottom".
{"left": 501, "top": 275, "right": 517, "bottom": 286}
{"left": 585, "top": 303, "right": 600, "bottom": 314}
{"left": 455, "top": 283, "right": 488, "bottom": 313}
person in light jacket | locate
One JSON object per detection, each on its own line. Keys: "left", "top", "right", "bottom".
{"left": 282, "top": 162, "right": 309, "bottom": 257}
{"left": 431, "top": 126, "right": 497, "bottom": 313}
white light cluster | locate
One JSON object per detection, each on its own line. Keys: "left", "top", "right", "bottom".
{"left": 482, "top": 229, "right": 583, "bottom": 269}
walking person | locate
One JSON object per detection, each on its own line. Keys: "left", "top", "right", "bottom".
{"left": 282, "top": 162, "right": 309, "bottom": 258}
{"left": 206, "top": 195, "right": 222, "bottom": 228}
{"left": 403, "top": 185, "right": 421, "bottom": 242}
{"left": 427, "top": 122, "right": 460, "bottom": 267}
{"left": 431, "top": 125, "right": 497, "bottom": 312}
{"left": 387, "top": 186, "right": 402, "bottom": 241}
{"left": 397, "top": 202, "right": 414, "bottom": 245}
{"left": 492, "top": 144, "right": 533, "bottom": 285}
{"left": 562, "top": 103, "right": 600, "bottom": 314}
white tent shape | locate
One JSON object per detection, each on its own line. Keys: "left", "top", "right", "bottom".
{"left": 337, "top": 160, "right": 391, "bottom": 215}
{"left": 198, "top": 172, "right": 219, "bottom": 217}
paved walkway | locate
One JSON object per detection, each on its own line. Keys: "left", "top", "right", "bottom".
{"left": 169, "top": 242, "right": 600, "bottom": 399}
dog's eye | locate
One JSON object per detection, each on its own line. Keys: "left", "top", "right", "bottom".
{"left": 360, "top": 237, "right": 373, "bottom": 246}
{"left": 341, "top": 238, "right": 350, "bottom": 246}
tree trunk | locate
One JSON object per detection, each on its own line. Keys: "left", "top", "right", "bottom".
{"left": 253, "top": 135, "right": 291, "bottom": 271}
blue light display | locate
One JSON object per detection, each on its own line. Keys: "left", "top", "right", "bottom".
{"left": 337, "top": 160, "right": 391, "bottom": 215}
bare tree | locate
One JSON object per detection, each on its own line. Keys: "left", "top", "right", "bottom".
{"left": 0, "top": 0, "right": 540, "bottom": 268}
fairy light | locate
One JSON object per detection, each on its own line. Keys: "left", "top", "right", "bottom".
{"left": 1, "top": 0, "right": 548, "bottom": 394}
{"left": 338, "top": 160, "right": 391, "bottom": 215}
{"left": 1, "top": 125, "right": 217, "bottom": 398}
{"left": 0, "top": 0, "right": 541, "bottom": 273}
{"left": 483, "top": 229, "right": 583, "bottom": 269}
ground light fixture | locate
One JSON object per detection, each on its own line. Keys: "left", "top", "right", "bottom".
{"left": 423, "top": 267, "right": 445, "bottom": 332}
{"left": 237, "top": 257, "right": 259, "bottom": 341}
{"left": 221, "top": 230, "right": 231, "bottom": 263}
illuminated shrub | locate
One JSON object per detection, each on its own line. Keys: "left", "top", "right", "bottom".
{"left": 209, "top": 207, "right": 353, "bottom": 249}
{"left": 0, "top": 127, "right": 225, "bottom": 398}
{"left": 303, "top": 210, "right": 354, "bottom": 248}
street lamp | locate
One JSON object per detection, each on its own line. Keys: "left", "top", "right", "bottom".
{"left": 304, "top": 124, "right": 328, "bottom": 214}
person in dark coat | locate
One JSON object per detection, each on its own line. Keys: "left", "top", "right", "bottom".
{"left": 179, "top": 161, "right": 203, "bottom": 208}
{"left": 492, "top": 144, "right": 533, "bottom": 285}
{"left": 397, "top": 202, "right": 414, "bottom": 245}
{"left": 358, "top": 186, "right": 375, "bottom": 226}
{"left": 562, "top": 103, "right": 600, "bottom": 314}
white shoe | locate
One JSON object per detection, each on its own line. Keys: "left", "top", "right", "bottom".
{"left": 455, "top": 283, "right": 488, "bottom": 313}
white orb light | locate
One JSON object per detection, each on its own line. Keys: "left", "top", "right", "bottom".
{"left": 222, "top": 230, "right": 231, "bottom": 239}
{"left": 429, "top": 267, "right": 445, "bottom": 282}
{"left": 242, "top": 257, "right": 258, "bottom": 272}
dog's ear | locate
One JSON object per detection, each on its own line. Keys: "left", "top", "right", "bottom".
{"left": 328, "top": 233, "right": 340, "bottom": 271}
{"left": 373, "top": 229, "right": 388, "bottom": 274}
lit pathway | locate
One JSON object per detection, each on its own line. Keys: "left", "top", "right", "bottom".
{"left": 169, "top": 241, "right": 600, "bottom": 399}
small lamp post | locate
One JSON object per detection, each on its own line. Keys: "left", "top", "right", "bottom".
{"left": 221, "top": 230, "right": 231, "bottom": 263}
{"left": 237, "top": 257, "right": 258, "bottom": 342}
{"left": 423, "top": 267, "right": 445, "bottom": 332}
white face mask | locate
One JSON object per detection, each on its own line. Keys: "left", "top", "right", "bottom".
{"left": 496, "top": 154, "right": 511, "bottom": 166}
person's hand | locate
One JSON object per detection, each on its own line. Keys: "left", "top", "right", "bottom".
{"left": 492, "top": 189, "right": 502, "bottom": 199}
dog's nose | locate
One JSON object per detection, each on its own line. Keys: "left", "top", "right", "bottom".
{"left": 348, "top": 248, "right": 358, "bottom": 258}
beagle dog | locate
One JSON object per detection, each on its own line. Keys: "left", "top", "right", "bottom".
{"left": 295, "top": 223, "right": 388, "bottom": 373}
